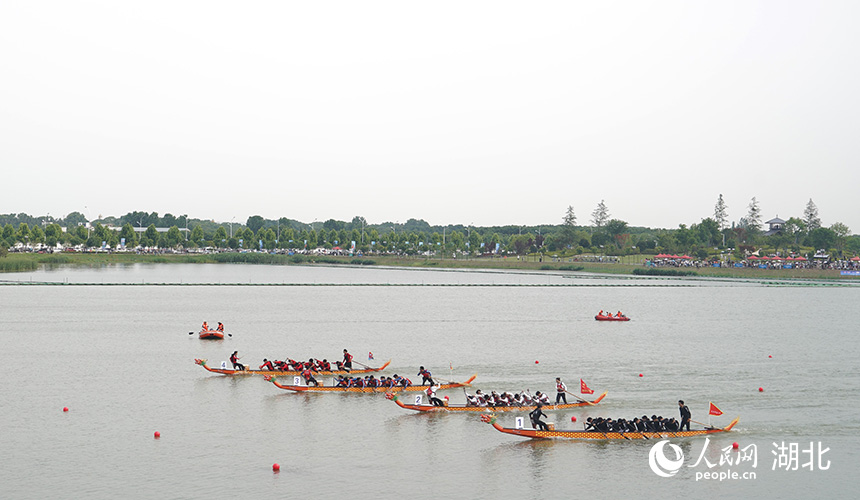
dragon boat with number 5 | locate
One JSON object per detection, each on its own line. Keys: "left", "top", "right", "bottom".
{"left": 480, "top": 413, "right": 739, "bottom": 440}
{"left": 385, "top": 391, "right": 607, "bottom": 412}
{"left": 265, "top": 374, "right": 477, "bottom": 393}
{"left": 194, "top": 358, "right": 391, "bottom": 376}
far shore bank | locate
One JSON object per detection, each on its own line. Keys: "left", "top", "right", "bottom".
{"left": 1, "top": 251, "right": 857, "bottom": 282}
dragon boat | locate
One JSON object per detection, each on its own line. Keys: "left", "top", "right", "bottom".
{"left": 385, "top": 391, "right": 607, "bottom": 412}
{"left": 194, "top": 358, "right": 391, "bottom": 376}
{"left": 265, "top": 374, "right": 477, "bottom": 393}
{"left": 198, "top": 329, "right": 225, "bottom": 339}
{"left": 481, "top": 413, "right": 739, "bottom": 440}
{"left": 595, "top": 315, "right": 630, "bottom": 321}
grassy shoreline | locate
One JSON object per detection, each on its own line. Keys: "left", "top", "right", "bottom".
{"left": 1, "top": 251, "right": 857, "bottom": 282}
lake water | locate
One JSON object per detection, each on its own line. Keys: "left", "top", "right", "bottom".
{"left": 1, "top": 264, "right": 858, "bottom": 499}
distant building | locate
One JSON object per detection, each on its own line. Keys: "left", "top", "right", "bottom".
{"left": 764, "top": 217, "right": 785, "bottom": 236}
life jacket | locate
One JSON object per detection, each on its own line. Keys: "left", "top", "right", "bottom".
{"left": 217, "top": 323, "right": 224, "bottom": 331}
{"left": 202, "top": 322, "right": 209, "bottom": 331}
{"left": 401, "top": 378, "right": 412, "bottom": 386}
{"left": 556, "top": 382, "right": 565, "bottom": 392}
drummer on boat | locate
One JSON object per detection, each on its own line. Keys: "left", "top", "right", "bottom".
{"left": 230, "top": 351, "right": 244, "bottom": 370}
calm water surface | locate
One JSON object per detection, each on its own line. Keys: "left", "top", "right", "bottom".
{"left": 1, "top": 264, "right": 858, "bottom": 499}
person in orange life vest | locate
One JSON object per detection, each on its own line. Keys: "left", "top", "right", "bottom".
{"left": 202, "top": 321, "right": 209, "bottom": 332}
{"left": 616, "top": 311, "right": 622, "bottom": 317}
{"left": 259, "top": 359, "right": 275, "bottom": 371}
{"left": 598, "top": 310, "right": 604, "bottom": 317}
{"left": 230, "top": 351, "right": 244, "bottom": 370}
{"left": 555, "top": 377, "right": 567, "bottom": 404}
{"left": 418, "top": 366, "right": 435, "bottom": 386}
{"left": 342, "top": 349, "right": 353, "bottom": 370}
{"left": 216, "top": 322, "right": 224, "bottom": 332}
{"left": 426, "top": 385, "right": 444, "bottom": 406}
{"left": 301, "top": 368, "right": 318, "bottom": 386}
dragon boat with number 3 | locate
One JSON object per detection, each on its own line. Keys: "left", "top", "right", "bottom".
{"left": 385, "top": 391, "right": 607, "bottom": 412}
{"left": 194, "top": 358, "right": 391, "bottom": 376}
{"left": 480, "top": 413, "right": 739, "bottom": 440}
{"left": 265, "top": 374, "right": 477, "bottom": 393}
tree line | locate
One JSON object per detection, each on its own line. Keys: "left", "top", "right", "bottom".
{"left": 2, "top": 197, "right": 857, "bottom": 259}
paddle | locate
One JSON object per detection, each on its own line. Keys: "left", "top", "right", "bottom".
{"left": 565, "top": 389, "right": 596, "bottom": 406}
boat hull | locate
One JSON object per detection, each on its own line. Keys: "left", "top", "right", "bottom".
{"left": 267, "top": 374, "right": 477, "bottom": 393}
{"left": 198, "top": 330, "right": 224, "bottom": 339}
{"left": 388, "top": 391, "right": 607, "bottom": 412}
{"left": 194, "top": 358, "right": 391, "bottom": 376}
{"left": 482, "top": 414, "right": 739, "bottom": 440}
{"left": 595, "top": 316, "right": 630, "bottom": 321}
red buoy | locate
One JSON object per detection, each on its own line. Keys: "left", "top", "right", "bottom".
{"left": 63, "top": 407, "right": 69, "bottom": 412}
{"left": 638, "top": 373, "right": 643, "bottom": 377}
{"left": 535, "top": 360, "right": 539, "bottom": 364}
{"left": 154, "top": 431, "right": 161, "bottom": 439}
{"left": 272, "top": 463, "right": 280, "bottom": 472}
{"left": 758, "top": 387, "right": 764, "bottom": 392}
{"left": 768, "top": 355, "right": 772, "bottom": 358}
{"left": 571, "top": 416, "right": 577, "bottom": 422}
{"left": 732, "top": 442, "right": 739, "bottom": 450}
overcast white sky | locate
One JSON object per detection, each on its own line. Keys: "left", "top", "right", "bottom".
{"left": 2, "top": 1, "right": 858, "bottom": 231}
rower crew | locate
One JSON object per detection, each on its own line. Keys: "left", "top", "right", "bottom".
{"left": 230, "top": 351, "right": 244, "bottom": 370}
{"left": 418, "top": 366, "right": 435, "bottom": 386}
{"left": 555, "top": 377, "right": 567, "bottom": 404}
{"left": 342, "top": 349, "right": 353, "bottom": 370}
{"left": 259, "top": 358, "right": 275, "bottom": 370}
{"left": 530, "top": 404, "right": 549, "bottom": 431}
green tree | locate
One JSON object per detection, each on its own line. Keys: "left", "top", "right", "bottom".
{"left": 45, "top": 223, "right": 63, "bottom": 247}
{"left": 214, "top": 226, "right": 228, "bottom": 247}
{"left": 141, "top": 224, "right": 159, "bottom": 247}
{"left": 190, "top": 225, "right": 205, "bottom": 246}
{"left": 246, "top": 215, "right": 265, "bottom": 233}
{"left": 693, "top": 218, "right": 720, "bottom": 247}
{"left": 803, "top": 199, "right": 821, "bottom": 231}
{"left": 831, "top": 222, "right": 851, "bottom": 254}
{"left": 166, "top": 226, "right": 183, "bottom": 247}
{"left": 714, "top": 194, "right": 729, "bottom": 230}
{"left": 30, "top": 225, "right": 45, "bottom": 245}
{"left": 809, "top": 227, "right": 836, "bottom": 251}
{"left": 591, "top": 200, "right": 610, "bottom": 231}
{"left": 746, "top": 197, "right": 762, "bottom": 234}
{"left": 16, "top": 223, "right": 31, "bottom": 244}
{"left": 119, "top": 223, "right": 138, "bottom": 248}
{"left": 63, "top": 211, "right": 88, "bottom": 226}
{"left": 604, "top": 219, "right": 628, "bottom": 248}
{"left": 783, "top": 217, "right": 806, "bottom": 246}
{"left": 561, "top": 205, "right": 577, "bottom": 248}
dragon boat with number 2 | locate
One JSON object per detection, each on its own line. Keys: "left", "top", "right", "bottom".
{"left": 480, "top": 413, "right": 739, "bottom": 440}
{"left": 265, "top": 374, "right": 477, "bottom": 393}
{"left": 385, "top": 391, "right": 607, "bottom": 412}
{"left": 194, "top": 358, "right": 391, "bottom": 376}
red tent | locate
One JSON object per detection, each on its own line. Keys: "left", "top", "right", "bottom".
{"left": 670, "top": 254, "right": 680, "bottom": 259}
{"left": 795, "top": 256, "right": 807, "bottom": 261}
{"left": 748, "top": 255, "right": 759, "bottom": 260}
{"left": 771, "top": 256, "right": 782, "bottom": 260}
{"left": 760, "top": 256, "right": 770, "bottom": 260}
{"left": 681, "top": 255, "right": 692, "bottom": 259}
{"left": 785, "top": 257, "right": 795, "bottom": 261}
{"left": 851, "top": 256, "right": 860, "bottom": 262}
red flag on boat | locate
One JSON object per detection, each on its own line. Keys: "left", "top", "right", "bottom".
{"left": 580, "top": 379, "right": 594, "bottom": 394}
{"left": 709, "top": 402, "right": 723, "bottom": 416}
